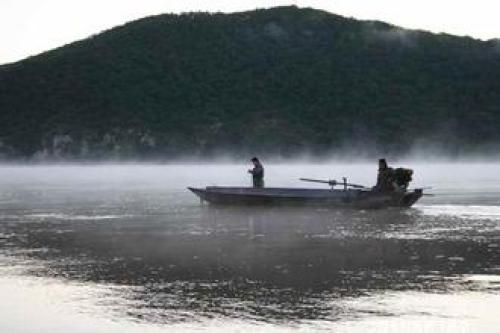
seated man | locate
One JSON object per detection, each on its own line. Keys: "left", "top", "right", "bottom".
{"left": 248, "top": 157, "right": 264, "bottom": 188}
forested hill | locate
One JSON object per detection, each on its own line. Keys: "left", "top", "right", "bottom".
{"left": 0, "top": 6, "right": 499, "bottom": 159}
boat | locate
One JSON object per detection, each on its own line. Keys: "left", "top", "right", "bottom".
{"left": 188, "top": 178, "right": 423, "bottom": 209}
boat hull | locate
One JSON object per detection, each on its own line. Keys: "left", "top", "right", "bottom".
{"left": 188, "top": 186, "right": 423, "bottom": 209}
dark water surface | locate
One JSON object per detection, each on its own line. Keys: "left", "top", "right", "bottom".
{"left": 0, "top": 164, "right": 499, "bottom": 332}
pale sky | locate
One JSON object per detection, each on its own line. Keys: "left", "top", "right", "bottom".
{"left": 0, "top": 0, "right": 499, "bottom": 65}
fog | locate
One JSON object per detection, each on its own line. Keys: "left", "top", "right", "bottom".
{"left": 4, "top": 142, "right": 500, "bottom": 165}
{"left": 0, "top": 158, "right": 499, "bottom": 188}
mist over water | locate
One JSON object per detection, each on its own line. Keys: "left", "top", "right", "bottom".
{"left": 0, "top": 162, "right": 499, "bottom": 332}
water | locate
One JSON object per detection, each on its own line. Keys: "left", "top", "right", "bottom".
{"left": 0, "top": 163, "right": 499, "bottom": 332}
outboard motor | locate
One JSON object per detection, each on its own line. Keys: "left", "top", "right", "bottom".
{"left": 392, "top": 168, "right": 413, "bottom": 190}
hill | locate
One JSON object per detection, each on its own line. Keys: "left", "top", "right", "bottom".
{"left": 0, "top": 6, "right": 499, "bottom": 159}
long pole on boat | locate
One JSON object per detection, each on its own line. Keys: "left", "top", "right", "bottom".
{"left": 299, "top": 178, "right": 369, "bottom": 189}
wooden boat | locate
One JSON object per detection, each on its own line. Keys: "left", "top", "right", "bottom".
{"left": 188, "top": 185, "right": 423, "bottom": 209}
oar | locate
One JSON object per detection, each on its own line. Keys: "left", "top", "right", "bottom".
{"left": 299, "top": 178, "right": 334, "bottom": 185}
{"left": 300, "top": 178, "right": 368, "bottom": 189}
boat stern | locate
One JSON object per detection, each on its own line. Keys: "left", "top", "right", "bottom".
{"left": 399, "top": 189, "right": 423, "bottom": 207}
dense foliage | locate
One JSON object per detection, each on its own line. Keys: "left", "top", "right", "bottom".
{"left": 0, "top": 6, "right": 499, "bottom": 159}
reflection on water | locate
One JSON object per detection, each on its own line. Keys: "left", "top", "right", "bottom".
{"left": 0, "top": 164, "right": 499, "bottom": 332}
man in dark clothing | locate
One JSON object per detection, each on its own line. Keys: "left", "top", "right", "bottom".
{"left": 248, "top": 157, "right": 264, "bottom": 188}
{"left": 374, "top": 158, "right": 395, "bottom": 192}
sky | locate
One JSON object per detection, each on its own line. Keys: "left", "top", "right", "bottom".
{"left": 0, "top": 0, "right": 499, "bottom": 65}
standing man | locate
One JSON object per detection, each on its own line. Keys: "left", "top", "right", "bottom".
{"left": 248, "top": 157, "right": 264, "bottom": 188}
{"left": 374, "top": 158, "right": 395, "bottom": 192}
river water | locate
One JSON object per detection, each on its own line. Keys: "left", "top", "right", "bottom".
{"left": 0, "top": 163, "right": 499, "bottom": 332}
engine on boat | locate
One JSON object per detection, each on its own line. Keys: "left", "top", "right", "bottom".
{"left": 392, "top": 168, "right": 413, "bottom": 190}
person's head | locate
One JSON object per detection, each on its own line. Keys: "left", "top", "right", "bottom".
{"left": 378, "top": 158, "right": 388, "bottom": 170}
{"left": 251, "top": 157, "right": 260, "bottom": 166}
